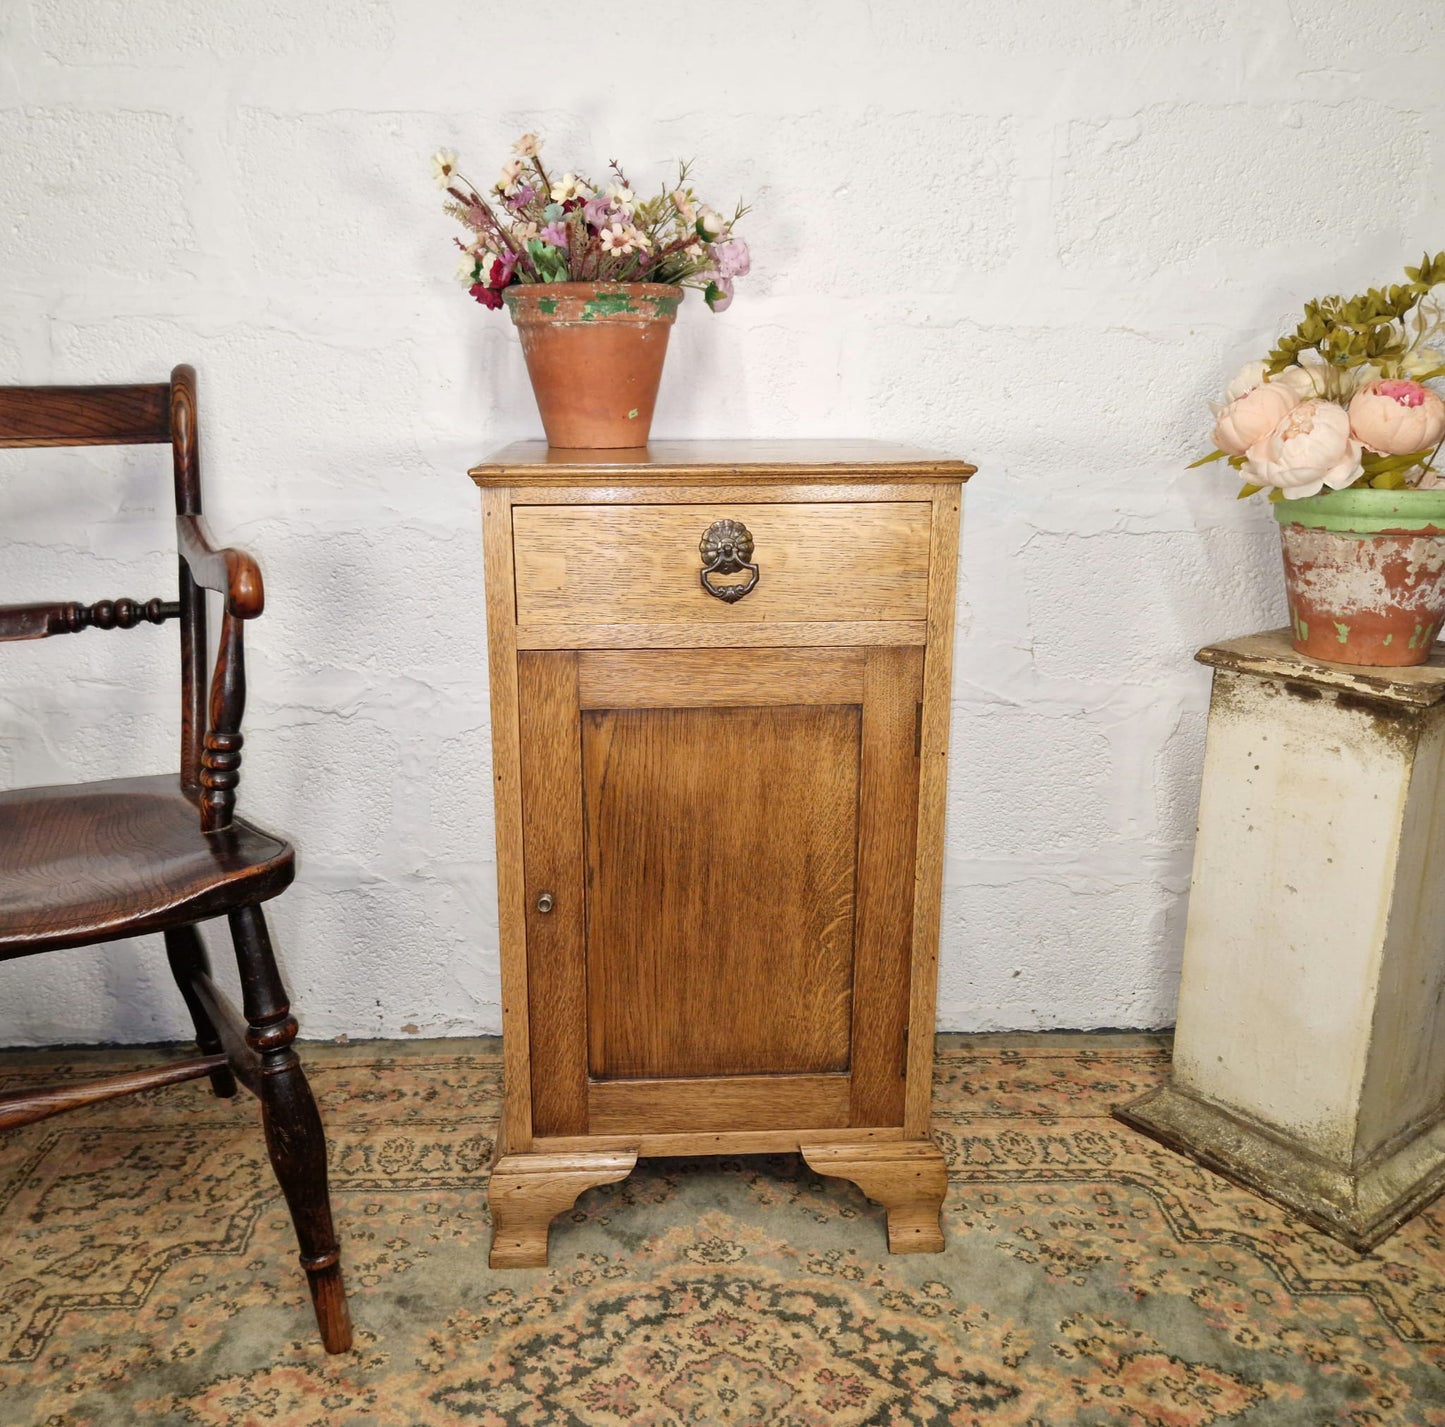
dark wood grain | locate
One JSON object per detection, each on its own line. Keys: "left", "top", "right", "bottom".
{"left": 0, "top": 597, "right": 179, "bottom": 643}
{"left": 0, "top": 382, "right": 171, "bottom": 447}
{"left": 582, "top": 700, "right": 860, "bottom": 1079}
{"left": 0, "top": 776, "right": 292, "bottom": 957}
{"left": 231, "top": 905, "right": 353, "bottom": 1355}
{"left": 0, "top": 366, "right": 352, "bottom": 1353}
{"left": 0, "top": 1054, "right": 230, "bottom": 1130}
{"left": 165, "top": 924, "right": 241, "bottom": 1098}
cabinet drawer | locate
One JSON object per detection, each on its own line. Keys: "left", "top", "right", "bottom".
{"left": 511, "top": 502, "right": 931, "bottom": 624}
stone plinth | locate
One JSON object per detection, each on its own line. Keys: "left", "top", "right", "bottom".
{"left": 1119, "top": 630, "right": 1445, "bottom": 1250}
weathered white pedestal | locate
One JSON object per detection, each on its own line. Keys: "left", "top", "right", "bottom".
{"left": 1120, "top": 630, "right": 1445, "bottom": 1250}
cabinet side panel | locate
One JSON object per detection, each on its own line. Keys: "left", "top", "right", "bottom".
{"left": 905, "top": 488, "right": 962, "bottom": 1137}
{"left": 849, "top": 646, "right": 924, "bottom": 1127}
{"left": 516, "top": 652, "right": 590, "bottom": 1136}
{"left": 482, "top": 488, "right": 532, "bottom": 1152}
{"left": 583, "top": 702, "right": 860, "bottom": 1079}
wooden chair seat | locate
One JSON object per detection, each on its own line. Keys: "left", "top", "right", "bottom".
{"left": 0, "top": 775, "right": 293, "bottom": 958}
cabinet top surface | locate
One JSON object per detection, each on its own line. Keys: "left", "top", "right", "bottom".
{"left": 1199, "top": 629, "right": 1445, "bottom": 707}
{"left": 469, "top": 439, "right": 975, "bottom": 488}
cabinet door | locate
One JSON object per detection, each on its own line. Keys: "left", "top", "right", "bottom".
{"left": 518, "top": 645, "right": 922, "bottom": 1137}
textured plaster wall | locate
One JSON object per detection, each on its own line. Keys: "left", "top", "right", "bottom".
{"left": 1, "top": 0, "right": 1443, "bottom": 1045}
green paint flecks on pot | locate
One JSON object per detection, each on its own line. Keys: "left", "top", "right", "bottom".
{"left": 537, "top": 297, "right": 558, "bottom": 315}
{"left": 650, "top": 294, "right": 682, "bottom": 318}
{"left": 1274, "top": 487, "right": 1445, "bottom": 535}
{"left": 1410, "top": 623, "right": 1426, "bottom": 650}
{"left": 1292, "top": 611, "right": 1309, "bottom": 643}
{"left": 583, "top": 293, "right": 637, "bottom": 320}
{"left": 627, "top": 408, "right": 639, "bottom": 419}
{"left": 1384, "top": 634, "right": 1394, "bottom": 647}
{"left": 1334, "top": 621, "right": 1350, "bottom": 644}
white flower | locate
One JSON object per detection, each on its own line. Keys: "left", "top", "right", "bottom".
{"left": 550, "top": 172, "right": 590, "bottom": 203}
{"left": 497, "top": 159, "right": 525, "bottom": 190}
{"left": 599, "top": 223, "right": 633, "bottom": 255}
{"left": 1273, "top": 364, "right": 1328, "bottom": 399}
{"left": 1245, "top": 399, "right": 1363, "bottom": 499}
{"left": 606, "top": 183, "right": 635, "bottom": 214}
{"left": 456, "top": 252, "right": 478, "bottom": 284}
{"left": 1224, "top": 361, "right": 1269, "bottom": 403}
{"left": 599, "top": 223, "right": 648, "bottom": 256}
{"left": 697, "top": 206, "right": 726, "bottom": 237}
{"left": 513, "top": 133, "right": 542, "bottom": 158}
{"left": 431, "top": 148, "right": 459, "bottom": 189}
{"left": 1273, "top": 359, "right": 1380, "bottom": 403}
{"left": 672, "top": 189, "right": 697, "bottom": 225}
{"left": 513, "top": 221, "right": 540, "bottom": 245}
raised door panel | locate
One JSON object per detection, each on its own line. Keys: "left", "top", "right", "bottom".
{"left": 583, "top": 701, "right": 861, "bottom": 1080}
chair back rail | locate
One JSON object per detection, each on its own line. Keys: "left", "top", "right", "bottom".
{"left": 0, "top": 383, "right": 172, "bottom": 448}
{"left": 0, "top": 364, "right": 252, "bottom": 823}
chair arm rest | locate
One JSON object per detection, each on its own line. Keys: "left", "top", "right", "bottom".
{"left": 177, "top": 514, "right": 265, "bottom": 618}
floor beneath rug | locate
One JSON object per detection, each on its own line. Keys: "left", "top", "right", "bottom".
{"left": 0, "top": 1033, "right": 1441, "bottom": 1426}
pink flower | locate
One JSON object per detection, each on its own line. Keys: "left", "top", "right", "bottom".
{"left": 1348, "top": 379, "right": 1445, "bottom": 456}
{"left": 704, "top": 274, "right": 734, "bottom": 312}
{"left": 711, "top": 237, "right": 751, "bottom": 279}
{"left": 583, "top": 196, "right": 614, "bottom": 229}
{"left": 539, "top": 221, "right": 568, "bottom": 248}
{"left": 1211, "top": 380, "right": 1299, "bottom": 456}
{"left": 1245, "top": 399, "right": 1363, "bottom": 500}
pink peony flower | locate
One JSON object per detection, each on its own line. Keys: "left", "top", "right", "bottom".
{"left": 1211, "top": 380, "right": 1299, "bottom": 456}
{"left": 582, "top": 196, "right": 614, "bottom": 230}
{"left": 539, "top": 221, "right": 568, "bottom": 248}
{"left": 1348, "top": 379, "right": 1445, "bottom": 456}
{"left": 1245, "top": 399, "right": 1363, "bottom": 499}
{"left": 711, "top": 237, "right": 751, "bottom": 279}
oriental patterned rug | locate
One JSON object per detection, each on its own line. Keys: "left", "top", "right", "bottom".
{"left": 0, "top": 1035, "right": 1442, "bottom": 1426}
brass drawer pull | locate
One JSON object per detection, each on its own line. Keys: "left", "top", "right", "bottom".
{"left": 536, "top": 891, "right": 555, "bottom": 914}
{"left": 699, "top": 519, "right": 760, "bottom": 603}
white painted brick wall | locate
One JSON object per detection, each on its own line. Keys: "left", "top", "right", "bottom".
{"left": 1, "top": 0, "right": 1442, "bottom": 1043}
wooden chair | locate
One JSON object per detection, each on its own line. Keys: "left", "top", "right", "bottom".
{"left": 0, "top": 366, "right": 353, "bottom": 1355}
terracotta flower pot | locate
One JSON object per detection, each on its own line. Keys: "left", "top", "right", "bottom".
{"left": 503, "top": 282, "right": 682, "bottom": 449}
{"left": 1274, "top": 488, "right": 1445, "bottom": 666}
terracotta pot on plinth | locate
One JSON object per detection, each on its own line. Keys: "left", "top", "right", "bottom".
{"left": 503, "top": 282, "right": 682, "bottom": 449}
{"left": 1275, "top": 488, "right": 1445, "bottom": 666}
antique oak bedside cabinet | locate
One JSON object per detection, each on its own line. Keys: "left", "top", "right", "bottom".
{"left": 470, "top": 441, "right": 974, "bottom": 1268}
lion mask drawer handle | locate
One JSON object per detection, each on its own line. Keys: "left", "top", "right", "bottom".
{"left": 698, "top": 519, "right": 760, "bottom": 604}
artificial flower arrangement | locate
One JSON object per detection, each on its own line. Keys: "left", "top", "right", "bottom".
{"left": 431, "top": 134, "right": 750, "bottom": 313}
{"left": 1193, "top": 254, "right": 1445, "bottom": 501}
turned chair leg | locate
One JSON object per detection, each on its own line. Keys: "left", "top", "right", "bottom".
{"left": 229, "top": 903, "right": 353, "bottom": 1354}
{"left": 164, "top": 924, "right": 238, "bottom": 1099}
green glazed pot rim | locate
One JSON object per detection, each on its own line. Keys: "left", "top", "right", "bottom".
{"left": 1273, "top": 486, "right": 1445, "bottom": 534}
